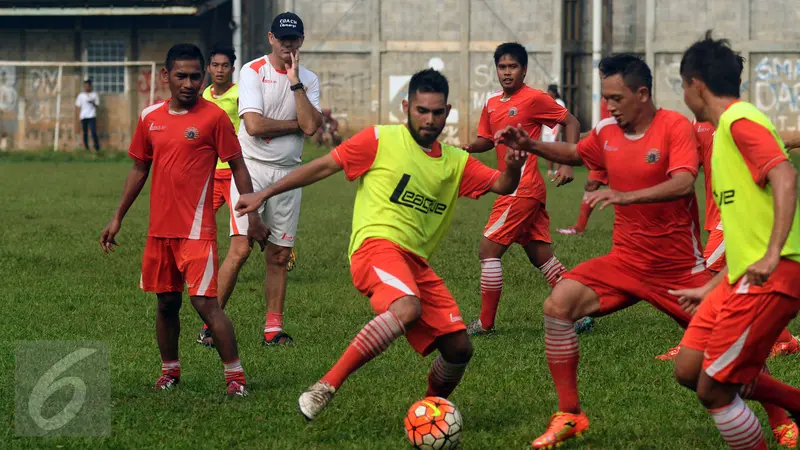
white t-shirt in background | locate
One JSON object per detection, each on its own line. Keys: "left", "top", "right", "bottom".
{"left": 541, "top": 98, "right": 566, "bottom": 142}
{"left": 238, "top": 56, "right": 321, "bottom": 168}
{"left": 75, "top": 92, "right": 100, "bottom": 119}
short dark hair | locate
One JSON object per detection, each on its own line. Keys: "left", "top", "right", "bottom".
{"left": 408, "top": 68, "right": 449, "bottom": 101}
{"left": 680, "top": 30, "right": 744, "bottom": 98}
{"left": 84, "top": 79, "right": 92, "bottom": 85}
{"left": 599, "top": 53, "right": 653, "bottom": 94}
{"left": 209, "top": 44, "right": 236, "bottom": 66}
{"left": 494, "top": 42, "right": 528, "bottom": 67}
{"left": 547, "top": 84, "right": 560, "bottom": 98}
{"left": 165, "top": 43, "right": 205, "bottom": 71}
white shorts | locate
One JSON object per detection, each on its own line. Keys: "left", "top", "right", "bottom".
{"left": 229, "top": 158, "right": 301, "bottom": 248}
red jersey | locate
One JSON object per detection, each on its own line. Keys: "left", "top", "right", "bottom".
{"left": 576, "top": 109, "right": 705, "bottom": 274}
{"left": 129, "top": 98, "right": 242, "bottom": 240}
{"left": 694, "top": 121, "right": 719, "bottom": 231}
{"left": 477, "top": 85, "right": 568, "bottom": 202}
{"left": 331, "top": 125, "right": 500, "bottom": 199}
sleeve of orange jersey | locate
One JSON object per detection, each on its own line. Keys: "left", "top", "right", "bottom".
{"left": 214, "top": 111, "right": 243, "bottom": 162}
{"left": 128, "top": 117, "right": 153, "bottom": 163}
{"left": 575, "top": 129, "right": 605, "bottom": 170}
{"left": 731, "top": 119, "right": 789, "bottom": 187}
{"left": 459, "top": 156, "right": 500, "bottom": 199}
{"left": 666, "top": 117, "right": 699, "bottom": 177}
{"left": 477, "top": 102, "right": 493, "bottom": 140}
{"left": 330, "top": 126, "right": 379, "bottom": 181}
{"left": 530, "top": 91, "right": 568, "bottom": 129}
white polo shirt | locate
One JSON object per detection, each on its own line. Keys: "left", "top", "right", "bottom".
{"left": 238, "top": 56, "right": 321, "bottom": 168}
{"left": 542, "top": 98, "right": 566, "bottom": 142}
{"left": 75, "top": 92, "right": 100, "bottom": 120}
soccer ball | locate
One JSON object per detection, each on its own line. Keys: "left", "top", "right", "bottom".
{"left": 404, "top": 396, "right": 462, "bottom": 449}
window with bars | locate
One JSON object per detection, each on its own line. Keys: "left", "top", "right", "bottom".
{"left": 86, "top": 40, "right": 125, "bottom": 94}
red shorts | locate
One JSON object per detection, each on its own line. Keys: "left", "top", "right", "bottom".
{"left": 587, "top": 170, "right": 608, "bottom": 185}
{"left": 562, "top": 253, "right": 712, "bottom": 328}
{"left": 140, "top": 237, "right": 219, "bottom": 297}
{"left": 213, "top": 169, "right": 232, "bottom": 213}
{"left": 703, "top": 228, "right": 726, "bottom": 273}
{"left": 681, "top": 259, "right": 800, "bottom": 384}
{"left": 483, "top": 196, "right": 551, "bottom": 247}
{"left": 350, "top": 239, "right": 465, "bottom": 356}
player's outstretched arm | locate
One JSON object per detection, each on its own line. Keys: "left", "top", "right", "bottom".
{"left": 100, "top": 159, "right": 150, "bottom": 253}
{"left": 747, "top": 161, "right": 799, "bottom": 285}
{"left": 781, "top": 134, "right": 800, "bottom": 153}
{"left": 496, "top": 125, "right": 583, "bottom": 166}
{"left": 586, "top": 171, "right": 696, "bottom": 210}
{"left": 462, "top": 137, "right": 494, "bottom": 153}
{"left": 241, "top": 113, "right": 300, "bottom": 139}
{"left": 235, "top": 153, "right": 343, "bottom": 216}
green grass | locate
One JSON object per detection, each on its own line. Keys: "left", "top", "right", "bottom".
{"left": 2, "top": 146, "right": 799, "bottom": 449}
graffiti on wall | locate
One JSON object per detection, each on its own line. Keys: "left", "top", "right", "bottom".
{"left": 752, "top": 56, "right": 800, "bottom": 132}
{"left": 137, "top": 69, "right": 170, "bottom": 107}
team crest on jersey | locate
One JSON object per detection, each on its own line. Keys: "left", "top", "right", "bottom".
{"left": 184, "top": 126, "right": 200, "bottom": 140}
{"left": 645, "top": 148, "right": 660, "bottom": 164}
{"left": 508, "top": 107, "right": 518, "bottom": 117}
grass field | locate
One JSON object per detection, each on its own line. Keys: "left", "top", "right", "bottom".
{"left": 2, "top": 146, "right": 799, "bottom": 449}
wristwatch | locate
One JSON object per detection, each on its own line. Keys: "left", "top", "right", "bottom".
{"left": 290, "top": 82, "right": 304, "bottom": 92}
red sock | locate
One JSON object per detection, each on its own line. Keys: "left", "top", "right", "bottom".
{"left": 223, "top": 358, "right": 246, "bottom": 385}
{"left": 544, "top": 315, "right": 581, "bottom": 413}
{"left": 426, "top": 355, "right": 468, "bottom": 398}
{"left": 709, "top": 396, "right": 768, "bottom": 450}
{"left": 751, "top": 366, "right": 793, "bottom": 429}
{"left": 575, "top": 196, "right": 594, "bottom": 232}
{"left": 538, "top": 256, "right": 566, "bottom": 287}
{"left": 264, "top": 312, "right": 283, "bottom": 340}
{"left": 741, "top": 373, "right": 800, "bottom": 414}
{"left": 478, "top": 258, "right": 502, "bottom": 329}
{"left": 161, "top": 360, "right": 181, "bottom": 379}
{"left": 777, "top": 328, "right": 794, "bottom": 344}
{"left": 321, "top": 311, "right": 405, "bottom": 389}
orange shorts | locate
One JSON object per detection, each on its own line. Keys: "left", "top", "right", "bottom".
{"left": 483, "top": 196, "right": 551, "bottom": 247}
{"left": 588, "top": 169, "right": 609, "bottom": 185}
{"left": 562, "top": 253, "right": 712, "bottom": 328}
{"left": 681, "top": 259, "right": 800, "bottom": 384}
{"left": 140, "top": 237, "right": 219, "bottom": 297}
{"left": 350, "top": 239, "right": 465, "bottom": 356}
{"left": 703, "top": 228, "right": 726, "bottom": 273}
{"left": 213, "top": 169, "right": 232, "bottom": 213}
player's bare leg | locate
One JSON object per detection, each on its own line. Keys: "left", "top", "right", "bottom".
{"left": 468, "top": 237, "right": 508, "bottom": 335}
{"left": 155, "top": 292, "right": 182, "bottom": 390}
{"left": 675, "top": 347, "right": 797, "bottom": 448}
{"left": 263, "top": 242, "right": 294, "bottom": 345}
{"left": 532, "top": 279, "right": 599, "bottom": 449}
{"left": 427, "top": 331, "right": 473, "bottom": 398}
{"left": 192, "top": 295, "right": 248, "bottom": 397}
{"left": 198, "top": 235, "right": 251, "bottom": 347}
{"left": 299, "top": 295, "right": 417, "bottom": 420}
{"left": 523, "top": 241, "right": 593, "bottom": 334}
{"left": 557, "top": 179, "right": 602, "bottom": 236}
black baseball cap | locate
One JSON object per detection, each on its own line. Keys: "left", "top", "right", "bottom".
{"left": 271, "top": 12, "right": 304, "bottom": 39}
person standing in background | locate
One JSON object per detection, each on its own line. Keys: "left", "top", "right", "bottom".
{"left": 543, "top": 84, "right": 566, "bottom": 177}
{"left": 76, "top": 79, "right": 100, "bottom": 152}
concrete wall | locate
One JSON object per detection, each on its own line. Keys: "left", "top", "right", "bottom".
{"left": 278, "top": 0, "right": 800, "bottom": 145}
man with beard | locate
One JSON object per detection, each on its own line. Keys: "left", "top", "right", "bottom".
{"left": 234, "top": 69, "right": 527, "bottom": 421}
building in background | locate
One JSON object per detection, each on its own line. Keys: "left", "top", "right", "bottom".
{"left": 1, "top": 0, "right": 798, "bottom": 150}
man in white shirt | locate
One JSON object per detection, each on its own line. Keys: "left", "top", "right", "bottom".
{"left": 221, "top": 11, "right": 322, "bottom": 345}
{"left": 543, "top": 84, "right": 566, "bottom": 177}
{"left": 75, "top": 79, "right": 100, "bottom": 151}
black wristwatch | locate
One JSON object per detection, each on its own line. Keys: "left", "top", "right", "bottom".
{"left": 290, "top": 82, "right": 304, "bottom": 92}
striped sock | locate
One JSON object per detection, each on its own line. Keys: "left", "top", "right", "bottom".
{"left": 538, "top": 256, "right": 566, "bottom": 287}
{"left": 709, "top": 396, "right": 767, "bottom": 450}
{"left": 544, "top": 315, "right": 581, "bottom": 413}
{"left": 426, "top": 355, "right": 468, "bottom": 398}
{"left": 264, "top": 312, "right": 283, "bottom": 340}
{"left": 161, "top": 360, "right": 181, "bottom": 379}
{"left": 321, "top": 311, "right": 406, "bottom": 389}
{"left": 478, "top": 258, "right": 503, "bottom": 329}
{"left": 223, "top": 358, "right": 246, "bottom": 385}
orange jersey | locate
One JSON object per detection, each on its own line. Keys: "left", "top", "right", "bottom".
{"left": 477, "top": 85, "right": 568, "bottom": 202}
{"left": 576, "top": 109, "right": 704, "bottom": 274}
{"left": 129, "top": 99, "right": 242, "bottom": 240}
{"left": 694, "top": 121, "right": 719, "bottom": 231}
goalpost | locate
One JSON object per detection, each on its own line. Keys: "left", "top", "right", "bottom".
{"left": 0, "top": 60, "right": 157, "bottom": 151}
